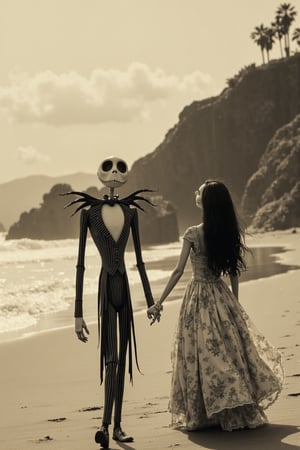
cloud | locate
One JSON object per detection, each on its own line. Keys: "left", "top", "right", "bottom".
{"left": 17, "top": 146, "right": 50, "bottom": 164}
{"left": 0, "top": 63, "right": 213, "bottom": 125}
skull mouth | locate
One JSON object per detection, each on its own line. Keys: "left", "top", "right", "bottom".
{"left": 111, "top": 179, "right": 123, "bottom": 185}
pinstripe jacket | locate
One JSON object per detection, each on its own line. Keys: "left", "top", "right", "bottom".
{"left": 74, "top": 202, "right": 154, "bottom": 382}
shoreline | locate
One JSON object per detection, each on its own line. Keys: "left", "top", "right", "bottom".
{"left": 0, "top": 229, "right": 299, "bottom": 449}
{"left": 0, "top": 230, "right": 299, "bottom": 345}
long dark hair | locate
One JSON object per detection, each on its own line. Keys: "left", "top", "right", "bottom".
{"left": 202, "top": 180, "right": 247, "bottom": 277}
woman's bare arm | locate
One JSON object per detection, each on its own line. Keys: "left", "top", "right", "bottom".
{"left": 147, "top": 239, "right": 191, "bottom": 324}
{"left": 158, "top": 239, "right": 191, "bottom": 305}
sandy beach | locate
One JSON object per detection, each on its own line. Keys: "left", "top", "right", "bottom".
{"left": 0, "top": 229, "right": 299, "bottom": 450}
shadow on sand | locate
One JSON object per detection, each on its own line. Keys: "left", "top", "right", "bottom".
{"left": 181, "top": 424, "right": 300, "bottom": 450}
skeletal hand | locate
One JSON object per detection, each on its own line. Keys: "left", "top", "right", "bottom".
{"left": 75, "top": 317, "right": 90, "bottom": 342}
{"left": 147, "top": 303, "right": 163, "bottom": 325}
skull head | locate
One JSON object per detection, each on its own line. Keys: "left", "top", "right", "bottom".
{"left": 97, "top": 156, "right": 128, "bottom": 189}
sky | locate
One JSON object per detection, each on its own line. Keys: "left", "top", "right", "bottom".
{"left": 0, "top": 0, "right": 296, "bottom": 183}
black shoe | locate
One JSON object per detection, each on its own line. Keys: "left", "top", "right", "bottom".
{"left": 112, "top": 427, "right": 134, "bottom": 443}
{"left": 95, "top": 426, "right": 109, "bottom": 449}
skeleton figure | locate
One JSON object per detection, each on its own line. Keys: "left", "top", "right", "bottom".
{"left": 64, "top": 157, "right": 155, "bottom": 448}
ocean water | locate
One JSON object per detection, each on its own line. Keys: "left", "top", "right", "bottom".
{"left": 0, "top": 232, "right": 297, "bottom": 343}
{"left": 0, "top": 233, "right": 181, "bottom": 342}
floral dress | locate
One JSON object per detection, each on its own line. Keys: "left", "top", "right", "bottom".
{"left": 169, "top": 226, "right": 284, "bottom": 431}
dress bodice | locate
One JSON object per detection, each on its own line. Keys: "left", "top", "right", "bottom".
{"left": 183, "top": 226, "right": 219, "bottom": 283}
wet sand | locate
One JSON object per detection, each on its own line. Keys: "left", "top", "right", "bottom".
{"left": 0, "top": 229, "right": 299, "bottom": 449}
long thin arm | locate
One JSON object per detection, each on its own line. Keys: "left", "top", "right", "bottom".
{"left": 131, "top": 209, "right": 154, "bottom": 307}
{"left": 158, "top": 238, "right": 191, "bottom": 305}
{"left": 74, "top": 209, "right": 89, "bottom": 317}
{"left": 147, "top": 238, "right": 191, "bottom": 325}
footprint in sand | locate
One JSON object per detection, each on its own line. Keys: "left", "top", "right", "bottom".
{"left": 33, "top": 436, "right": 53, "bottom": 443}
{"left": 79, "top": 406, "right": 102, "bottom": 412}
{"left": 47, "top": 417, "right": 66, "bottom": 422}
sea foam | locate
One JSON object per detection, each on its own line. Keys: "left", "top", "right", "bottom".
{"left": 0, "top": 233, "right": 181, "bottom": 338}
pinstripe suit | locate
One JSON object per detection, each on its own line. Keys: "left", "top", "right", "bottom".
{"left": 74, "top": 202, "right": 154, "bottom": 425}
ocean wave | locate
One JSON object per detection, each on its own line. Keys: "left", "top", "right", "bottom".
{"left": 0, "top": 234, "right": 182, "bottom": 337}
{"left": 0, "top": 232, "right": 77, "bottom": 250}
{"left": 0, "top": 233, "right": 96, "bottom": 265}
{"left": 0, "top": 232, "right": 181, "bottom": 265}
{"left": 0, "top": 312, "right": 38, "bottom": 333}
{"left": 0, "top": 278, "right": 71, "bottom": 332}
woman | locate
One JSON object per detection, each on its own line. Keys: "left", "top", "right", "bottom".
{"left": 147, "top": 180, "right": 283, "bottom": 431}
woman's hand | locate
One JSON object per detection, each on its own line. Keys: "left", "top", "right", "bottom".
{"left": 147, "top": 302, "right": 163, "bottom": 325}
{"left": 75, "top": 317, "right": 90, "bottom": 342}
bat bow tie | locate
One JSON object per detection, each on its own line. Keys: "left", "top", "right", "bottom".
{"left": 62, "top": 189, "right": 155, "bottom": 215}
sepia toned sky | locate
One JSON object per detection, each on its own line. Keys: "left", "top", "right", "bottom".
{"left": 0, "top": 0, "right": 290, "bottom": 183}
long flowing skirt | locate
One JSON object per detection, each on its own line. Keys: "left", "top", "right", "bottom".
{"left": 169, "top": 278, "right": 284, "bottom": 431}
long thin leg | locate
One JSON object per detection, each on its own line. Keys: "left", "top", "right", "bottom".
{"left": 114, "top": 302, "right": 130, "bottom": 425}
{"left": 102, "top": 302, "right": 118, "bottom": 425}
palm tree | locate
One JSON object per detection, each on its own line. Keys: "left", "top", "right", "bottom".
{"left": 271, "top": 16, "right": 284, "bottom": 57}
{"left": 251, "top": 24, "right": 268, "bottom": 64}
{"left": 276, "top": 3, "right": 297, "bottom": 57}
{"left": 265, "top": 27, "right": 276, "bottom": 61}
{"left": 292, "top": 27, "right": 300, "bottom": 49}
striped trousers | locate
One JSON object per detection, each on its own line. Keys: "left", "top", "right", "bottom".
{"left": 102, "top": 273, "right": 130, "bottom": 425}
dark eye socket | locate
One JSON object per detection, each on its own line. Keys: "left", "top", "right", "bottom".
{"left": 117, "top": 161, "right": 127, "bottom": 173}
{"left": 102, "top": 160, "right": 113, "bottom": 172}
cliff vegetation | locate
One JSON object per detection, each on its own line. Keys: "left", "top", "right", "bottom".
{"left": 242, "top": 114, "right": 300, "bottom": 230}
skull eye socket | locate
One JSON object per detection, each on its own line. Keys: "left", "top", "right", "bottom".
{"left": 117, "top": 161, "right": 127, "bottom": 173}
{"left": 102, "top": 160, "right": 113, "bottom": 172}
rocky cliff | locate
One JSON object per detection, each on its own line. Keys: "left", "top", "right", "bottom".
{"left": 6, "top": 184, "right": 79, "bottom": 240}
{"left": 123, "top": 54, "right": 300, "bottom": 231}
{"left": 242, "top": 114, "right": 300, "bottom": 230}
{"left": 0, "top": 173, "right": 97, "bottom": 230}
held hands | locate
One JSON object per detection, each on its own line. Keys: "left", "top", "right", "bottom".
{"left": 75, "top": 317, "right": 90, "bottom": 342}
{"left": 147, "top": 302, "right": 163, "bottom": 325}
